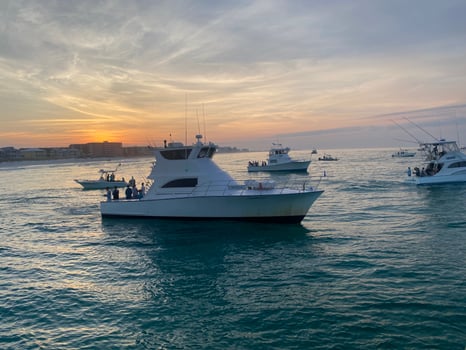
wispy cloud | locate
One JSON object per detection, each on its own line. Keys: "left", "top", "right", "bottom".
{"left": 1, "top": 0, "right": 465, "bottom": 148}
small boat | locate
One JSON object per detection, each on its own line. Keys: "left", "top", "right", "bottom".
{"left": 392, "top": 149, "right": 416, "bottom": 157}
{"left": 318, "top": 154, "right": 338, "bottom": 161}
{"left": 75, "top": 164, "right": 127, "bottom": 190}
{"left": 311, "top": 148, "right": 318, "bottom": 154}
{"left": 101, "top": 135, "right": 323, "bottom": 223}
{"left": 410, "top": 139, "right": 466, "bottom": 185}
{"left": 247, "top": 143, "right": 311, "bottom": 172}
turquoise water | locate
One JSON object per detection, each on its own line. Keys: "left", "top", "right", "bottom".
{"left": 1, "top": 149, "right": 465, "bottom": 349}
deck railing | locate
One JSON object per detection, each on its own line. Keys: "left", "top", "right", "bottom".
{"left": 150, "top": 176, "right": 324, "bottom": 197}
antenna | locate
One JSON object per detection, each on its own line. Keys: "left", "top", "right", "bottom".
{"left": 196, "top": 108, "right": 201, "bottom": 135}
{"left": 185, "top": 93, "right": 188, "bottom": 146}
{"left": 202, "top": 103, "right": 207, "bottom": 143}
{"left": 456, "top": 114, "right": 461, "bottom": 146}
{"left": 184, "top": 94, "right": 188, "bottom": 159}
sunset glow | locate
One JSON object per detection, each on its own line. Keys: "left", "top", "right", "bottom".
{"left": 1, "top": 1, "right": 466, "bottom": 150}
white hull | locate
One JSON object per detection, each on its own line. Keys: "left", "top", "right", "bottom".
{"left": 75, "top": 179, "right": 127, "bottom": 190}
{"left": 393, "top": 154, "right": 416, "bottom": 158}
{"left": 392, "top": 150, "right": 416, "bottom": 157}
{"left": 415, "top": 171, "right": 466, "bottom": 185}
{"left": 247, "top": 160, "right": 310, "bottom": 172}
{"left": 101, "top": 190, "right": 323, "bottom": 223}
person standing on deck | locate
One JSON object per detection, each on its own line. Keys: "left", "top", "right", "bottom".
{"left": 112, "top": 186, "right": 119, "bottom": 200}
{"left": 140, "top": 183, "right": 146, "bottom": 198}
{"left": 125, "top": 185, "right": 132, "bottom": 199}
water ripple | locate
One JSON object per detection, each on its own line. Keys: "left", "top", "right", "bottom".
{"left": 1, "top": 152, "right": 466, "bottom": 349}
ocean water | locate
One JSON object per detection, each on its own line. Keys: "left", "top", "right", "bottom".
{"left": 0, "top": 148, "right": 465, "bottom": 349}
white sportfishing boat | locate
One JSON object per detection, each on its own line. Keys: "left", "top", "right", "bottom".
{"left": 101, "top": 135, "right": 323, "bottom": 223}
{"left": 410, "top": 139, "right": 466, "bottom": 185}
{"left": 318, "top": 154, "right": 338, "bottom": 161}
{"left": 247, "top": 143, "right": 311, "bottom": 172}
{"left": 392, "top": 149, "right": 416, "bottom": 158}
{"left": 75, "top": 165, "right": 127, "bottom": 190}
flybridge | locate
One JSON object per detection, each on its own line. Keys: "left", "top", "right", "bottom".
{"left": 159, "top": 135, "right": 217, "bottom": 160}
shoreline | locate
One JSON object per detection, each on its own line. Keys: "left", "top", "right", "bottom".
{"left": 0, "top": 156, "right": 154, "bottom": 169}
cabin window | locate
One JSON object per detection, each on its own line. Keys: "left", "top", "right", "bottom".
{"left": 160, "top": 148, "right": 192, "bottom": 160}
{"left": 197, "top": 146, "right": 216, "bottom": 158}
{"left": 161, "top": 178, "right": 198, "bottom": 188}
{"left": 448, "top": 161, "right": 466, "bottom": 168}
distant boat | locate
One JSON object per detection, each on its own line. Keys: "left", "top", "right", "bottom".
{"left": 392, "top": 149, "right": 416, "bottom": 158}
{"left": 410, "top": 139, "right": 466, "bottom": 185}
{"left": 318, "top": 154, "right": 338, "bottom": 161}
{"left": 101, "top": 135, "right": 323, "bottom": 223}
{"left": 75, "top": 164, "right": 127, "bottom": 190}
{"left": 311, "top": 148, "right": 318, "bottom": 154}
{"left": 247, "top": 143, "right": 311, "bottom": 172}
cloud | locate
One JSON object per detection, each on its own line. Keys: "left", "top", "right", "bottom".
{"left": 1, "top": 0, "right": 466, "bottom": 148}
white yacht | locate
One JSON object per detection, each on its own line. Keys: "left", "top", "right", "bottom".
{"left": 247, "top": 143, "right": 311, "bottom": 172}
{"left": 101, "top": 135, "right": 323, "bottom": 223}
{"left": 75, "top": 165, "right": 127, "bottom": 190}
{"left": 392, "top": 149, "right": 416, "bottom": 158}
{"left": 411, "top": 139, "right": 466, "bottom": 185}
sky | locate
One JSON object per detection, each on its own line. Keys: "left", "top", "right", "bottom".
{"left": 1, "top": 0, "right": 466, "bottom": 150}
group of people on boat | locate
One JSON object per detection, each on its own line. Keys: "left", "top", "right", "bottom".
{"left": 100, "top": 172, "right": 123, "bottom": 182}
{"left": 407, "top": 164, "right": 442, "bottom": 177}
{"left": 106, "top": 177, "right": 145, "bottom": 201}
{"left": 430, "top": 145, "right": 446, "bottom": 159}
{"left": 248, "top": 160, "right": 267, "bottom": 167}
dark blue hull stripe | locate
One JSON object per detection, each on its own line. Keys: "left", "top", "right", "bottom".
{"left": 101, "top": 214, "right": 305, "bottom": 224}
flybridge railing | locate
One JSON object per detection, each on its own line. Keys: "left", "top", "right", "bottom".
{"left": 183, "top": 176, "right": 324, "bottom": 196}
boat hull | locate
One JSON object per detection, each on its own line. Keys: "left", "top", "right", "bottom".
{"left": 247, "top": 160, "right": 310, "bottom": 172}
{"left": 100, "top": 190, "right": 323, "bottom": 223}
{"left": 392, "top": 154, "right": 415, "bottom": 158}
{"left": 75, "top": 179, "right": 127, "bottom": 190}
{"left": 415, "top": 172, "right": 466, "bottom": 185}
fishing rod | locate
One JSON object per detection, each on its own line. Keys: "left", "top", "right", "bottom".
{"left": 393, "top": 137, "right": 419, "bottom": 145}
{"left": 403, "top": 117, "right": 440, "bottom": 142}
{"left": 391, "top": 119, "right": 423, "bottom": 144}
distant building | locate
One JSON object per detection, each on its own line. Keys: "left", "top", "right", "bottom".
{"left": 217, "top": 146, "right": 249, "bottom": 153}
{"left": 70, "top": 141, "right": 123, "bottom": 157}
{"left": 45, "top": 147, "right": 82, "bottom": 159}
{"left": 124, "top": 146, "right": 153, "bottom": 157}
{"left": 20, "top": 148, "right": 47, "bottom": 160}
{"left": 0, "top": 147, "right": 22, "bottom": 161}
{"left": 1, "top": 142, "right": 192, "bottom": 162}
